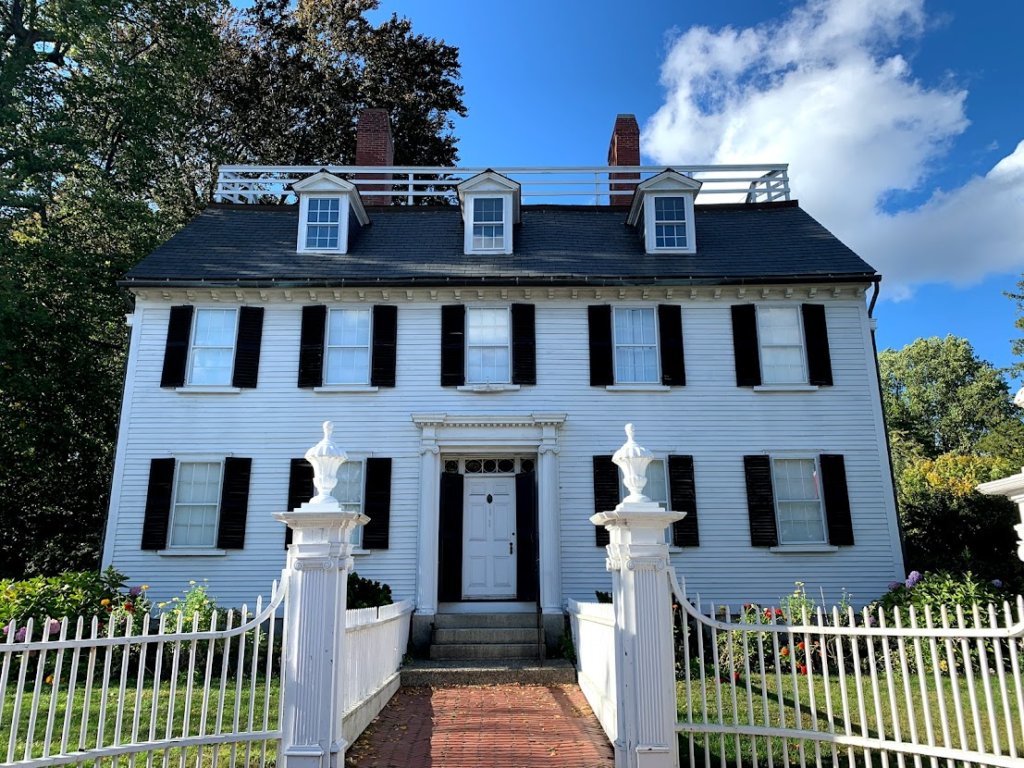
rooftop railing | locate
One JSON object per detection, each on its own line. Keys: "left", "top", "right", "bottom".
{"left": 214, "top": 164, "right": 790, "bottom": 205}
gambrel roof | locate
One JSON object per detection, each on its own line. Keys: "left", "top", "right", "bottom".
{"left": 123, "top": 200, "right": 877, "bottom": 288}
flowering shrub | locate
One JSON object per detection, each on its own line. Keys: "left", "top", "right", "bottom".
{"left": 874, "top": 570, "right": 1006, "bottom": 614}
{"left": 157, "top": 580, "right": 218, "bottom": 630}
{"left": 0, "top": 567, "right": 150, "bottom": 637}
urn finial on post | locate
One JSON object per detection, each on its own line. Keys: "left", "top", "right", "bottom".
{"left": 613, "top": 423, "right": 654, "bottom": 503}
{"left": 304, "top": 421, "right": 348, "bottom": 504}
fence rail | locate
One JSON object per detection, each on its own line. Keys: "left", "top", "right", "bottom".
{"left": 0, "top": 580, "right": 287, "bottom": 768}
{"left": 214, "top": 164, "right": 791, "bottom": 205}
{"left": 668, "top": 569, "right": 1024, "bottom": 768}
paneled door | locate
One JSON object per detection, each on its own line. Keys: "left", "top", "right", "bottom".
{"left": 462, "top": 476, "right": 517, "bottom": 599}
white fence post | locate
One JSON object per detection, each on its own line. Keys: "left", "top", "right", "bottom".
{"left": 275, "top": 422, "right": 368, "bottom": 768}
{"left": 592, "top": 425, "right": 685, "bottom": 768}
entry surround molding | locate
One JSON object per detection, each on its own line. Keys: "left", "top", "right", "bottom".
{"left": 411, "top": 413, "right": 566, "bottom": 620}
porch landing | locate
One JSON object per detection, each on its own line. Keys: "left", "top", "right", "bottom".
{"left": 345, "top": 684, "right": 614, "bottom": 768}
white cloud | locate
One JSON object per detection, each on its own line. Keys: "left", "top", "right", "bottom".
{"left": 642, "top": 0, "right": 1024, "bottom": 299}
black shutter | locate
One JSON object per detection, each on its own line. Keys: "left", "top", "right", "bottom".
{"left": 370, "top": 305, "right": 398, "bottom": 387}
{"left": 802, "top": 304, "right": 833, "bottom": 386}
{"left": 820, "top": 454, "right": 854, "bottom": 545}
{"left": 658, "top": 304, "right": 686, "bottom": 386}
{"left": 440, "top": 305, "right": 466, "bottom": 387}
{"left": 515, "top": 471, "right": 539, "bottom": 601}
{"left": 588, "top": 305, "right": 614, "bottom": 386}
{"left": 216, "top": 457, "right": 251, "bottom": 549}
{"left": 668, "top": 455, "right": 699, "bottom": 546}
{"left": 298, "top": 305, "right": 326, "bottom": 388}
{"left": 160, "top": 306, "right": 194, "bottom": 388}
{"left": 285, "top": 458, "right": 315, "bottom": 548}
{"left": 510, "top": 303, "right": 537, "bottom": 385}
{"left": 141, "top": 458, "right": 176, "bottom": 549}
{"left": 731, "top": 304, "right": 761, "bottom": 387}
{"left": 362, "top": 458, "right": 392, "bottom": 549}
{"left": 232, "top": 307, "right": 264, "bottom": 389}
{"left": 438, "top": 472, "right": 464, "bottom": 601}
{"left": 592, "top": 455, "right": 618, "bottom": 547}
{"left": 744, "top": 455, "right": 778, "bottom": 547}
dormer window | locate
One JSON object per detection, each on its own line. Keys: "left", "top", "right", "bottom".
{"left": 291, "top": 171, "right": 369, "bottom": 255}
{"left": 457, "top": 170, "right": 521, "bottom": 255}
{"left": 627, "top": 169, "right": 701, "bottom": 255}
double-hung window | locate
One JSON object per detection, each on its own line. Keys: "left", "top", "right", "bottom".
{"left": 757, "top": 306, "right": 806, "bottom": 384}
{"left": 336, "top": 461, "right": 365, "bottom": 546}
{"left": 168, "top": 461, "right": 223, "bottom": 548}
{"left": 305, "top": 198, "right": 341, "bottom": 250}
{"left": 613, "top": 308, "right": 659, "bottom": 383}
{"left": 466, "top": 308, "right": 511, "bottom": 384}
{"left": 325, "top": 308, "right": 372, "bottom": 385}
{"left": 653, "top": 196, "right": 688, "bottom": 249}
{"left": 772, "top": 457, "right": 826, "bottom": 544}
{"left": 188, "top": 309, "right": 238, "bottom": 386}
{"left": 472, "top": 197, "right": 505, "bottom": 251}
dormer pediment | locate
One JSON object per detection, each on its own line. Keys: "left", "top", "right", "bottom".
{"left": 457, "top": 170, "right": 521, "bottom": 255}
{"left": 627, "top": 169, "right": 702, "bottom": 254}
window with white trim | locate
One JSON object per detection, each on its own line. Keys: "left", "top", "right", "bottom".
{"left": 472, "top": 197, "right": 505, "bottom": 251}
{"left": 168, "top": 461, "right": 222, "bottom": 547}
{"left": 187, "top": 308, "right": 238, "bottom": 386}
{"left": 336, "top": 460, "right": 364, "bottom": 546}
{"left": 325, "top": 308, "right": 371, "bottom": 384}
{"left": 772, "top": 457, "right": 825, "bottom": 544}
{"left": 653, "top": 196, "right": 688, "bottom": 249}
{"left": 617, "top": 458, "right": 668, "bottom": 506}
{"left": 613, "top": 307, "right": 659, "bottom": 383}
{"left": 466, "top": 307, "right": 510, "bottom": 384}
{"left": 304, "top": 197, "right": 341, "bottom": 250}
{"left": 757, "top": 306, "right": 806, "bottom": 384}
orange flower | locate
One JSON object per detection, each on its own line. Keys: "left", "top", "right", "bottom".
{"left": 780, "top": 646, "right": 790, "bottom": 657}
{"left": 45, "top": 675, "right": 54, "bottom": 684}
{"left": 798, "top": 664, "right": 808, "bottom": 675}
{"left": 796, "top": 641, "right": 805, "bottom": 651}
{"left": 100, "top": 599, "right": 111, "bottom": 607}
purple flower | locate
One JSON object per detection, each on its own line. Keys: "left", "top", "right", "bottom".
{"left": 14, "top": 627, "right": 27, "bottom": 642}
{"left": 888, "top": 581, "right": 902, "bottom": 591}
{"left": 129, "top": 586, "right": 143, "bottom": 597}
{"left": 905, "top": 571, "right": 922, "bottom": 589}
{"left": 991, "top": 579, "right": 1004, "bottom": 589}
{"left": 47, "top": 620, "right": 61, "bottom": 635}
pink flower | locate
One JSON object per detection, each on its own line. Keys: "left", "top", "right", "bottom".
{"left": 14, "top": 627, "right": 27, "bottom": 642}
{"left": 47, "top": 620, "right": 61, "bottom": 635}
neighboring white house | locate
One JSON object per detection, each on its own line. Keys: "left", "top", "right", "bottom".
{"left": 101, "top": 111, "right": 905, "bottom": 650}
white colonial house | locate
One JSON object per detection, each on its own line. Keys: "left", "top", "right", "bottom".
{"left": 101, "top": 111, "right": 904, "bottom": 652}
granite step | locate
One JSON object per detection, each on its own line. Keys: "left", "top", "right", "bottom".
{"left": 429, "top": 642, "right": 541, "bottom": 660}
{"left": 433, "top": 627, "right": 542, "bottom": 644}
{"left": 401, "top": 658, "right": 577, "bottom": 687}
{"left": 432, "top": 612, "right": 541, "bottom": 629}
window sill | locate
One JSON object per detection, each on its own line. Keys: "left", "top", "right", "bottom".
{"left": 313, "top": 385, "right": 379, "bottom": 393}
{"left": 753, "top": 384, "right": 820, "bottom": 393}
{"left": 605, "top": 384, "right": 671, "bottom": 392}
{"left": 769, "top": 544, "right": 839, "bottom": 554}
{"left": 157, "top": 548, "right": 227, "bottom": 557}
{"left": 351, "top": 548, "right": 370, "bottom": 556}
{"left": 175, "top": 386, "right": 241, "bottom": 395}
{"left": 457, "top": 383, "right": 521, "bottom": 393}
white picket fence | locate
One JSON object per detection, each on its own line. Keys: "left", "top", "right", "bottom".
{"left": 567, "top": 599, "right": 617, "bottom": 742}
{"left": 341, "top": 600, "right": 412, "bottom": 717}
{"left": 668, "top": 570, "right": 1024, "bottom": 768}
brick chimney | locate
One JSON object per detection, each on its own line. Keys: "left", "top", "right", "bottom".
{"left": 607, "top": 114, "right": 640, "bottom": 207}
{"left": 355, "top": 108, "right": 394, "bottom": 206}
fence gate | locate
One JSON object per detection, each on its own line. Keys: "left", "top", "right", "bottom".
{"left": 669, "top": 570, "right": 1024, "bottom": 768}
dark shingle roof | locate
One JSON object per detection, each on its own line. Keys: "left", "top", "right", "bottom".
{"left": 124, "top": 201, "right": 877, "bottom": 287}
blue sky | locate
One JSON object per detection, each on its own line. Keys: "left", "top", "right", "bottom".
{"left": 365, "top": 0, "right": 1024, "bottom": 375}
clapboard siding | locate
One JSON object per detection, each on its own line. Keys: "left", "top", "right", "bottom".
{"left": 104, "top": 295, "right": 902, "bottom": 610}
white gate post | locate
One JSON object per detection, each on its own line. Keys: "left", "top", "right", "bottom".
{"left": 275, "top": 422, "right": 368, "bottom": 768}
{"left": 592, "top": 425, "right": 684, "bottom": 768}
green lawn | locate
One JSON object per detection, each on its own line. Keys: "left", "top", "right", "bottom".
{"left": 0, "top": 678, "right": 279, "bottom": 768}
{"left": 678, "top": 672, "right": 1024, "bottom": 767}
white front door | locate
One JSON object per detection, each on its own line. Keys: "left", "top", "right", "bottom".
{"left": 462, "top": 476, "right": 517, "bottom": 599}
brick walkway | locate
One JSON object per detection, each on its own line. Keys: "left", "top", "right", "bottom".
{"left": 345, "top": 684, "right": 615, "bottom": 768}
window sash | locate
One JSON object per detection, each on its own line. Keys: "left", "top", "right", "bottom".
{"left": 336, "top": 461, "right": 364, "bottom": 545}
{"left": 613, "top": 308, "right": 659, "bottom": 383}
{"left": 772, "top": 457, "right": 826, "bottom": 544}
{"left": 168, "top": 461, "right": 223, "bottom": 548}
{"left": 472, "top": 198, "right": 505, "bottom": 250}
{"left": 304, "top": 198, "right": 341, "bottom": 250}
{"left": 758, "top": 306, "right": 806, "bottom": 384}
{"left": 187, "top": 309, "right": 237, "bottom": 386}
{"left": 325, "top": 308, "right": 371, "bottom": 384}
{"left": 617, "top": 458, "right": 673, "bottom": 543}
{"left": 466, "top": 307, "right": 511, "bottom": 383}
{"left": 653, "top": 197, "right": 688, "bottom": 249}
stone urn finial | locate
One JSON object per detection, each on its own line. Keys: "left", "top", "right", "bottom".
{"left": 304, "top": 421, "right": 348, "bottom": 504}
{"left": 613, "top": 423, "right": 654, "bottom": 503}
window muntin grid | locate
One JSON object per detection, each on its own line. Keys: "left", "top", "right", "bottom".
{"left": 653, "top": 196, "right": 687, "bottom": 249}
{"left": 305, "top": 197, "right": 341, "bottom": 250}
{"left": 325, "top": 308, "right": 371, "bottom": 384}
{"left": 334, "top": 461, "right": 363, "bottom": 546}
{"left": 188, "top": 308, "right": 237, "bottom": 386}
{"left": 613, "top": 307, "right": 659, "bottom": 383}
{"left": 168, "top": 461, "right": 222, "bottom": 547}
{"left": 758, "top": 306, "right": 806, "bottom": 384}
{"left": 466, "top": 307, "right": 511, "bottom": 384}
{"left": 472, "top": 197, "right": 505, "bottom": 251}
{"left": 772, "top": 457, "right": 826, "bottom": 544}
